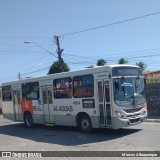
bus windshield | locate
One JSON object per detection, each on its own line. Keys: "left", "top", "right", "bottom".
{"left": 113, "top": 77, "right": 145, "bottom": 107}
{"left": 112, "top": 66, "right": 143, "bottom": 76}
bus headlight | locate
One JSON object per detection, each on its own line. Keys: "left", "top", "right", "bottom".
{"left": 115, "top": 110, "right": 124, "bottom": 118}
{"left": 142, "top": 109, "right": 147, "bottom": 115}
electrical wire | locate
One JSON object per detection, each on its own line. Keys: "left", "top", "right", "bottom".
{"left": 2, "top": 9, "right": 160, "bottom": 82}
{"left": 0, "top": 36, "right": 51, "bottom": 39}
{"left": 59, "top": 11, "right": 160, "bottom": 37}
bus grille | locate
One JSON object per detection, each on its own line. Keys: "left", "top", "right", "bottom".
{"left": 124, "top": 107, "right": 142, "bottom": 113}
{"left": 129, "top": 118, "right": 140, "bottom": 123}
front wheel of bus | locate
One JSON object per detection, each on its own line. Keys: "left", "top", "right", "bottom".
{"left": 79, "top": 115, "right": 92, "bottom": 133}
{"left": 24, "top": 112, "right": 34, "bottom": 128}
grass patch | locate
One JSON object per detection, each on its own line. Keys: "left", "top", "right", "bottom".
{"left": 145, "top": 119, "right": 160, "bottom": 123}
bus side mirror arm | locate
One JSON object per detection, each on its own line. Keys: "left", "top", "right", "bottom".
{"left": 144, "top": 78, "right": 146, "bottom": 85}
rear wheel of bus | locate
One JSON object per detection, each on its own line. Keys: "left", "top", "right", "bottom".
{"left": 24, "top": 112, "right": 34, "bottom": 128}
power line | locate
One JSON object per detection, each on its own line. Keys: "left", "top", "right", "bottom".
{"left": 2, "top": 46, "right": 160, "bottom": 82}
{"left": 0, "top": 50, "right": 57, "bottom": 56}
{"left": 21, "top": 66, "right": 50, "bottom": 76}
{"left": 0, "top": 36, "right": 51, "bottom": 39}
{"left": 0, "top": 63, "right": 51, "bottom": 83}
{"left": 1, "top": 51, "right": 160, "bottom": 83}
{"left": 64, "top": 47, "right": 160, "bottom": 60}
{"left": 59, "top": 11, "right": 160, "bottom": 37}
{"left": 64, "top": 51, "right": 160, "bottom": 67}
{"left": 0, "top": 43, "right": 53, "bottom": 47}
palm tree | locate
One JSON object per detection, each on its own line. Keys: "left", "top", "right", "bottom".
{"left": 118, "top": 58, "right": 128, "bottom": 64}
{"left": 97, "top": 58, "right": 107, "bottom": 66}
{"left": 136, "top": 62, "right": 147, "bottom": 72}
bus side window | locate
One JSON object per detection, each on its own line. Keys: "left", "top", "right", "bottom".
{"left": 54, "top": 78, "right": 72, "bottom": 99}
{"left": 73, "top": 75, "right": 94, "bottom": 98}
{"left": 25, "top": 82, "right": 39, "bottom": 100}
{"left": 2, "top": 85, "right": 12, "bottom": 101}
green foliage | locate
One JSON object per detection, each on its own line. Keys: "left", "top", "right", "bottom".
{"left": 146, "top": 79, "right": 160, "bottom": 84}
{"left": 118, "top": 58, "right": 128, "bottom": 64}
{"left": 136, "top": 61, "right": 147, "bottom": 72}
{"left": 48, "top": 60, "right": 70, "bottom": 74}
{"left": 97, "top": 58, "right": 107, "bottom": 66}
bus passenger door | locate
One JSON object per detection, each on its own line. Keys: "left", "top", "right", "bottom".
{"left": 13, "top": 89, "right": 21, "bottom": 121}
{"left": 97, "top": 79, "right": 111, "bottom": 127}
{"left": 41, "top": 85, "right": 54, "bottom": 123}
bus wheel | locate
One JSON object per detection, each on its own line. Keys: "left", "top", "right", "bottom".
{"left": 24, "top": 112, "right": 34, "bottom": 128}
{"left": 79, "top": 115, "right": 92, "bottom": 133}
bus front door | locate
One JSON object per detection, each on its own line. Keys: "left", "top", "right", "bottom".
{"left": 41, "top": 85, "right": 54, "bottom": 123}
{"left": 13, "top": 89, "right": 21, "bottom": 121}
{"left": 97, "top": 79, "right": 111, "bottom": 127}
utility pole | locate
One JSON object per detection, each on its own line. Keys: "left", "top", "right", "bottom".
{"left": 54, "top": 36, "right": 64, "bottom": 72}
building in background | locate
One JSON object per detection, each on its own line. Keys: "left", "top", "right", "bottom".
{"left": 144, "top": 70, "right": 160, "bottom": 83}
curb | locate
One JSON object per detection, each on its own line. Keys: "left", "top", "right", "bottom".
{"left": 145, "top": 119, "right": 160, "bottom": 123}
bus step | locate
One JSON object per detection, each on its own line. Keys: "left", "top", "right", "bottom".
{"left": 45, "top": 123, "right": 55, "bottom": 127}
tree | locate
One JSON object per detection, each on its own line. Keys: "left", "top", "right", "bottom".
{"left": 118, "top": 58, "right": 128, "bottom": 64}
{"left": 97, "top": 58, "right": 107, "bottom": 66}
{"left": 48, "top": 60, "right": 70, "bottom": 74}
{"left": 136, "top": 62, "right": 147, "bottom": 72}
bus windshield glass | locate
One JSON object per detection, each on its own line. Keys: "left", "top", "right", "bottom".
{"left": 113, "top": 77, "right": 145, "bottom": 107}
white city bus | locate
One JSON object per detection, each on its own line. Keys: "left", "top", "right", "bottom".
{"left": 1, "top": 65, "right": 147, "bottom": 133}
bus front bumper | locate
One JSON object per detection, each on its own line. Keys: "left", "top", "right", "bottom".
{"left": 112, "top": 114, "right": 147, "bottom": 129}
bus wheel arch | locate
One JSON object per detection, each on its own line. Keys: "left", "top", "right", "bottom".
{"left": 23, "top": 111, "right": 34, "bottom": 128}
{"left": 76, "top": 112, "right": 92, "bottom": 133}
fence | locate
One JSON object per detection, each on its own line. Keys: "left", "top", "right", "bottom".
{"left": 145, "top": 83, "right": 160, "bottom": 117}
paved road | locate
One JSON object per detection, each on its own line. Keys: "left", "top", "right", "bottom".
{"left": 0, "top": 115, "right": 160, "bottom": 159}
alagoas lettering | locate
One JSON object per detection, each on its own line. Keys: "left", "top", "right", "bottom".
{"left": 54, "top": 106, "right": 73, "bottom": 112}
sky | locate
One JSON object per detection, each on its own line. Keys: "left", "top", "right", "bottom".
{"left": 1, "top": 0, "right": 160, "bottom": 83}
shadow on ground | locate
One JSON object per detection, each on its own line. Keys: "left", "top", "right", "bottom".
{"left": 0, "top": 119, "right": 142, "bottom": 146}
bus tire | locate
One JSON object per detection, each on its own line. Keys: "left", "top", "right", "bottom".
{"left": 24, "top": 112, "right": 34, "bottom": 128}
{"left": 78, "top": 115, "right": 92, "bottom": 133}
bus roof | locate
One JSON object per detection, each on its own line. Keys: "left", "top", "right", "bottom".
{"left": 1, "top": 64, "right": 140, "bottom": 86}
